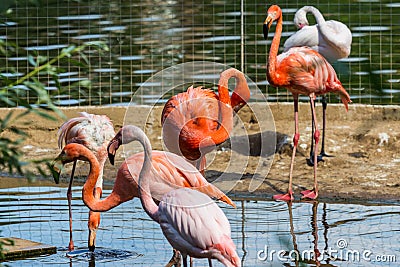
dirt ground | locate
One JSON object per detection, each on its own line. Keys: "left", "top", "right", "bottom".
{"left": 2, "top": 103, "right": 399, "bottom": 204}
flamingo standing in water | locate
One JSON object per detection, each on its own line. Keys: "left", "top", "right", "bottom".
{"left": 54, "top": 125, "right": 236, "bottom": 266}
{"left": 263, "top": 5, "right": 351, "bottom": 201}
{"left": 284, "top": 6, "right": 352, "bottom": 165}
{"left": 57, "top": 112, "right": 115, "bottom": 251}
{"left": 161, "top": 68, "right": 250, "bottom": 174}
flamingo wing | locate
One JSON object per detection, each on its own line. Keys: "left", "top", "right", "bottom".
{"left": 277, "top": 47, "right": 336, "bottom": 93}
{"left": 323, "top": 20, "right": 352, "bottom": 58}
{"left": 162, "top": 86, "right": 220, "bottom": 131}
{"left": 124, "top": 151, "right": 235, "bottom": 207}
{"left": 158, "top": 188, "right": 231, "bottom": 251}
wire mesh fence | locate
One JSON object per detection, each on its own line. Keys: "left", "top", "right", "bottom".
{"left": 0, "top": 0, "right": 399, "bottom": 107}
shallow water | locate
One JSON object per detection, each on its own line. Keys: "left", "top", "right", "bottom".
{"left": 1, "top": 177, "right": 399, "bottom": 266}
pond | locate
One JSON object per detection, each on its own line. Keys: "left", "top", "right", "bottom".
{"left": 1, "top": 177, "right": 399, "bottom": 266}
{"left": 0, "top": 0, "right": 399, "bottom": 106}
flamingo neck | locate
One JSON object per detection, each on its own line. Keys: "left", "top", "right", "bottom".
{"left": 301, "top": 6, "right": 326, "bottom": 25}
{"left": 229, "top": 70, "right": 250, "bottom": 112}
{"left": 111, "top": 125, "right": 159, "bottom": 221}
{"left": 133, "top": 128, "right": 160, "bottom": 222}
{"left": 267, "top": 15, "right": 283, "bottom": 86}
{"left": 199, "top": 69, "right": 238, "bottom": 147}
{"left": 302, "top": 6, "right": 340, "bottom": 53}
{"left": 81, "top": 149, "right": 123, "bottom": 212}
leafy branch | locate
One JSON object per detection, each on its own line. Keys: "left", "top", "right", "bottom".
{"left": 0, "top": 41, "right": 109, "bottom": 179}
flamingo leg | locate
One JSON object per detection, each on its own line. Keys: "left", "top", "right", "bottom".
{"left": 274, "top": 95, "right": 298, "bottom": 201}
{"left": 301, "top": 96, "right": 320, "bottom": 200}
{"left": 67, "top": 160, "right": 77, "bottom": 251}
{"left": 183, "top": 254, "right": 188, "bottom": 267}
{"left": 319, "top": 96, "right": 332, "bottom": 159}
{"left": 307, "top": 100, "right": 316, "bottom": 166}
{"left": 307, "top": 96, "right": 332, "bottom": 166}
{"left": 165, "top": 249, "right": 181, "bottom": 267}
{"left": 208, "top": 258, "right": 213, "bottom": 267}
{"left": 196, "top": 155, "right": 207, "bottom": 176}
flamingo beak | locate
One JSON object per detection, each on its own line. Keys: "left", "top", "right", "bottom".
{"left": 263, "top": 16, "right": 273, "bottom": 40}
{"left": 88, "top": 229, "right": 97, "bottom": 252}
{"left": 107, "top": 138, "right": 121, "bottom": 165}
{"left": 51, "top": 153, "right": 66, "bottom": 184}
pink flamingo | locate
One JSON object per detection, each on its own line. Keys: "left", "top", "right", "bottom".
{"left": 56, "top": 112, "right": 115, "bottom": 251}
{"left": 284, "top": 6, "right": 353, "bottom": 166}
{"left": 263, "top": 5, "right": 351, "bottom": 201}
{"left": 161, "top": 68, "right": 250, "bottom": 174}
{"left": 54, "top": 126, "right": 236, "bottom": 266}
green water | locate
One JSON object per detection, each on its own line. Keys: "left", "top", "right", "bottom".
{"left": 0, "top": 0, "right": 399, "bottom": 106}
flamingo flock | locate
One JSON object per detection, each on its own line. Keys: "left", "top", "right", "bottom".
{"left": 51, "top": 4, "right": 352, "bottom": 266}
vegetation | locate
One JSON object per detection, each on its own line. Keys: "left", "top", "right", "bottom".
{"left": 0, "top": 39, "right": 109, "bottom": 179}
{"left": 0, "top": 235, "right": 14, "bottom": 261}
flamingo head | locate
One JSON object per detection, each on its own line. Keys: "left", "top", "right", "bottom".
{"left": 107, "top": 129, "right": 123, "bottom": 165}
{"left": 263, "top": 5, "right": 282, "bottom": 39}
{"left": 293, "top": 7, "right": 309, "bottom": 29}
{"left": 51, "top": 143, "right": 90, "bottom": 184}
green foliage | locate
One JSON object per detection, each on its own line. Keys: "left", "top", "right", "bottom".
{"left": 0, "top": 40, "right": 109, "bottom": 180}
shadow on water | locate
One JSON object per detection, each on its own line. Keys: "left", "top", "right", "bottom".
{"left": 1, "top": 177, "right": 400, "bottom": 266}
{"left": 61, "top": 248, "right": 141, "bottom": 267}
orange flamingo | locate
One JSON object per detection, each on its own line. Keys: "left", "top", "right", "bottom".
{"left": 56, "top": 129, "right": 236, "bottom": 266}
{"left": 263, "top": 5, "right": 351, "bottom": 201}
{"left": 161, "top": 68, "right": 250, "bottom": 174}
{"left": 56, "top": 112, "right": 115, "bottom": 251}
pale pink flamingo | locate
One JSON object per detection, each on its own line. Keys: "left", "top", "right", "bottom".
{"left": 284, "top": 6, "right": 352, "bottom": 165}
{"left": 54, "top": 125, "right": 236, "bottom": 266}
{"left": 56, "top": 112, "right": 115, "bottom": 251}
{"left": 263, "top": 5, "right": 351, "bottom": 201}
{"left": 161, "top": 68, "right": 250, "bottom": 174}
{"left": 284, "top": 6, "right": 352, "bottom": 63}
{"left": 58, "top": 125, "right": 240, "bottom": 266}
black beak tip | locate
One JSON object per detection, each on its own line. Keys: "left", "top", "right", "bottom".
{"left": 263, "top": 23, "right": 269, "bottom": 40}
{"left": 50, "top": 161, "right": 61, "bottom": 184}
{"left": 108, "top": 153, "right": 115, "bottom": 165}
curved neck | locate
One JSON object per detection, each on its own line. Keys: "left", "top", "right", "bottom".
{"left": 267, "top": 14, "right": 283, "bottom": 86}
{"left": 302, "top": 6, "right": 339, "bottom": 48}
{"left": 229, "top": 69, "right": 250, "bottom": 112}
{"left": 132, "top": 127, "right": 160, "bottom": 222}
{"left": 301, "top": 6, "right": 326, "bottom": 25}
{"left": 97, "top": 125, "right": 159, "bottom": 220}
{"left": 81, "top": 148, "right": 123, "bottom": 212}
{"left": 199, "top": 69, "right": 237, "bottom": 147}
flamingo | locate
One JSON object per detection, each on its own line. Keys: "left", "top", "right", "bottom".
{"left": 55, "top": 125, "right": 240, "bottom": 266}
{"left": 263, "top": 5, "right": 351, "bottom": 201}
{"left": 53, "top": 126, "right": 236, "bottom": 266}
{"left": 161, "top": 67, "right": 250, "bottom": 174}
{"left": 284, "top": 6, "right": 352, "bottom": 165}
{"left": 284, "top": 6, "right": 352, "bottom": 62}
{"left": 56, "top": 112, "right": 115, "bottom": 251}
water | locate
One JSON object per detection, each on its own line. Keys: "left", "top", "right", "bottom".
{"left": 1, "top": 177, "right": 399, "bottom": 266}
{"left": 0, "top": 0, "right": 399, "bottom": 106}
